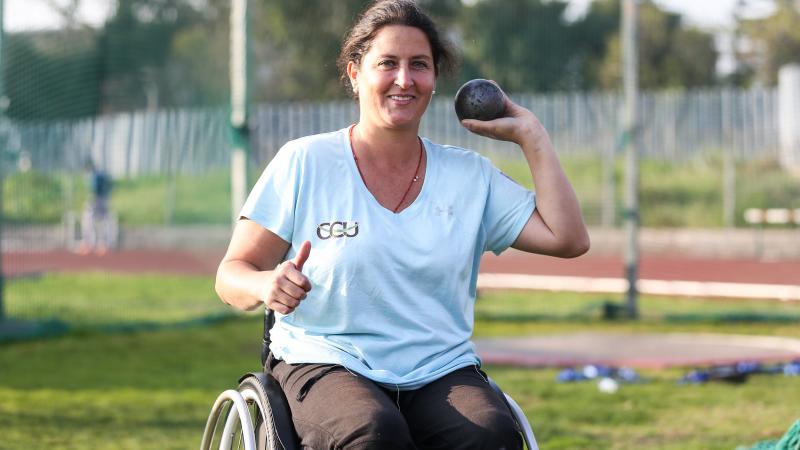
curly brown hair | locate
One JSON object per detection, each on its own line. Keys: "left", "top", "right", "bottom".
{"left": 337, "top": 0, "right": 457, "bottom": 99}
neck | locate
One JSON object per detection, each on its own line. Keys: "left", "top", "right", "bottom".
{"left": 352, "top": 121, "right": 420, "bottom": 168}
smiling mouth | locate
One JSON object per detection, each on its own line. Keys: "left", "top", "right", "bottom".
{"left": 388, "top": 95, "right": 415, "bottom": 101}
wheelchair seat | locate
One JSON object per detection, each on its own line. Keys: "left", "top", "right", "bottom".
{"left": 201, "top": 311, "right": 538, "bottom": 450}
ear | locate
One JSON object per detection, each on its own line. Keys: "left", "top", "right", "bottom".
{"left": 346, "top": 61, "right": 359, "bottom": 89}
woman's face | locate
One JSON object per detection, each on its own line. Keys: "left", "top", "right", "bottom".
{"left": 348, "top": 25, "right": 436, "bottom": 132}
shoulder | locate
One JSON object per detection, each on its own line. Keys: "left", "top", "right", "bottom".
{"left": 281, "top": 129, "right": 346, "bottom": 158}
{"left": 267, "top": 128, "right": 346, "bottom": 172}
{"left": 423, "top": 138, "right": 493, "bottom": 175}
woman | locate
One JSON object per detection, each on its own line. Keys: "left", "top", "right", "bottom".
{"left": 215, "top": 1, "right": 589, "bottom": 448}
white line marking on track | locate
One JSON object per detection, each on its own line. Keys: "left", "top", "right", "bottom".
{"left": 477, "top": 273, "right": 800, "bottom": 301}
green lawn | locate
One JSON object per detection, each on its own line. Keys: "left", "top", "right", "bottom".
{"left": 2, "top": 274, "right": 800, "bottom": 449}
{"left": 495, "top": 154, "right": 800, "bottom": 228}
{"left": 5, "top": 272, "right": 229, "bottom": 328}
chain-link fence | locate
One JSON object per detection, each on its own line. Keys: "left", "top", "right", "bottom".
{"left": 2, "top": 1, "right": 799, "bottom": 339}
{"left": 1, "top": 86, "right": 793, "bottom": 240}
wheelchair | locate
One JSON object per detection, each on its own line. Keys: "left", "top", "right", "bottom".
{"left": 201, "top": 311, "right": 538, "bottom": 450}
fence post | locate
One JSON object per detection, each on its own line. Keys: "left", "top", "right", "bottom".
{"left": 721, "top": 89, "right": 736, "bottom": 228}
{"left": 622, "top": 0, "right": 640, "bottom": 319}
{"left": 0, "top": 0, "right": 5, "bottom": 321}
{"left": 778, "top": 64, "right": 800, "bottom": 174}
{"left": 230, "top": 0, "right": 250, "bottom": 223}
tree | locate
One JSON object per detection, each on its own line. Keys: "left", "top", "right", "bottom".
{"left": 458, "top": 0, "right": 580, "bottom": 93}
{"left": 97, "top": 0, "right": 212, "bottom": 112}
{"left": 3, "top": 30, "right": 102, "bottom": 120}
{"left": 165, "top": 0, "right": 231, "bottom": 107}
{"left": 596, "top": 0, "right": 718, "bottom": 90}
{"left": 571, "top": 0, "right": 620, "bottom": 90}
{"left": 247, "top": 0, "right": 366, "bottom": 101}
{"left": 735, "top": 1, "right": 800, "bottom": 86}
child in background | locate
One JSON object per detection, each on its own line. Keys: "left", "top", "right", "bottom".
{"left": 77, "top": 159, "right": 113, "bottom": 255}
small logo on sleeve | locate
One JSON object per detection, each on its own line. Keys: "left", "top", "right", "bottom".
{"left": 316, "top": 221, "right": 359, "bottom": 240}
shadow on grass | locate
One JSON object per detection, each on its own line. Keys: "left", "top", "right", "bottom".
{"left": 0, "top": 311, "right": 240, "bottom": 344}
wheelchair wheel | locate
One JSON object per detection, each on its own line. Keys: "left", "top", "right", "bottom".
{"left": 237, "top": 375, "right": 275, "bottom": 450}
{"left": 237, "top": 373, "right": 299, "bottom": 450}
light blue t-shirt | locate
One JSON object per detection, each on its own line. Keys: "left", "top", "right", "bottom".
{"left": 240, "top": 127, "right": 535, "bottom": 390}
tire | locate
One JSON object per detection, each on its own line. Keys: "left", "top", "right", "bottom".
{"left": 237, "top": 373, "right": 299, "bottom": 450}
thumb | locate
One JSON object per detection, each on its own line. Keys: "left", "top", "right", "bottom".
{"left": 292, "top": 240, "right": 311, "bottom": 271}
{"left": 461, "top": 119, "right": 492, "bottom": 138}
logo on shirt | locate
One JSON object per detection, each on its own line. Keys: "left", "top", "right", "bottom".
{"left": 316, "top": 221, "right": 359, "bottom": 240}
{"left": 434, "top": 205, "right": 454, "bottom": 218}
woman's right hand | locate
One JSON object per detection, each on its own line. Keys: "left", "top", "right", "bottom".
{"left": 263, "top": 240, "right": 312, "bottom": 314}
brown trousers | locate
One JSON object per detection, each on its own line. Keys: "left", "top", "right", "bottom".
{"left": 270, "top": 358, "right": 522, "bottom": 450}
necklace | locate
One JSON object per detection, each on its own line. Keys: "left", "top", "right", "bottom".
{"left": 349, "top": 125, "right": 423, "bottom": 213}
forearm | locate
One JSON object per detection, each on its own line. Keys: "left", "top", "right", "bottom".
{"left": 215, "top": 260, "right": 271, "bottom": 311}
{"left": 460, "top": 96, "right": 589, "bottom": 256}
{"left": 519, "top": 126, "right": 589, "bottom": 255}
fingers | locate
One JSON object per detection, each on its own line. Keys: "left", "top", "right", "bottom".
{"left": 264, "top": 266, "right": 309, "bottom": 314}
{"left": 277, "top": 269, "right": 310, "bottom": 299}
{"left": 461, "top": 98, "right": 541, "bottom": 146}
{"left": 288, "top": 241, "right": 312, "bottom": 291}
{"left": 292, "top": 240, "right": 311, "bottom": 270}
{"left": 266, "top": 287, "right": 303, "bottom": 315}
{"left": 284, "top": 267, "right": 312, "bottom": 292}
{"left": 461, "top": 117, "right": 515, "bottom": 141}
{"left": 264, "top": 243, "right": 313, "bottom": 314}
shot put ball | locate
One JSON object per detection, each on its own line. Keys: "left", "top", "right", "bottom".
{"left": 454, "top": 79, "right": 506, "bottom": 121}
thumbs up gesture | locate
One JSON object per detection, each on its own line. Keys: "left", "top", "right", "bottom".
{"left": 264, "top": 240, "right": 312, "bottom": 314}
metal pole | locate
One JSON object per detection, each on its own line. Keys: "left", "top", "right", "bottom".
{"left": 230, "top": 0, "right": 249, "bottom": 223}
{"left": 0, "top": 0, "right": 6, "bottom": 321}
{"left": 622, "top": 0, "right": 640, "bottom": 319}
{"left": 722, "top": 90, "right": 736, "bottom": 228}
{"left": 602, "top": 134, "right": 616, "bottom": 228}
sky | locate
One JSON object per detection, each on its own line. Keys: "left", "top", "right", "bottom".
{"left": 4, "top": 0, "right": 777, "bottom": 32}
{"left": 566, "top": 0, "right": 775, "bottom": 30}
{"left": 3, "top": 0, "right": 776, "bottom": 75}
{"left": 5, "top": 0, "right": 112, "bottom": 31}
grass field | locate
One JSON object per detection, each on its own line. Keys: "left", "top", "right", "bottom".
{"left": 5, "top": 272, "right": 227, "bottom": 328}
{"left": 2, "top": 273, "right": 800, "bottom": 449}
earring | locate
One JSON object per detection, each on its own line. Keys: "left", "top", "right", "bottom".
{"left": 432, "top": 90, "right": 437, "bottom": 95}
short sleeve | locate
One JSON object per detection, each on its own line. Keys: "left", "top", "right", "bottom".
{"left": 239, "top": 143, "right": 302, "bottom": 243}
{"left": 482, "top": 165, "right": 536, "bottom": 255}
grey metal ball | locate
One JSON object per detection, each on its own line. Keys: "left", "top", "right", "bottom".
{"left": 454, "top": 79, "right": 506, "bottom": 121}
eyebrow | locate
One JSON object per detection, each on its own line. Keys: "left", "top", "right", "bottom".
{"left": 376, "top": 53, "right": 433, "bottom": 61}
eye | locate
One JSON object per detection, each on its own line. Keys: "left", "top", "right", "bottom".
{"left": 378, "top": 59, "right": 397, "bottom": 68}
{"left": 412, "top": 60, "right": 430, "bottom": 70}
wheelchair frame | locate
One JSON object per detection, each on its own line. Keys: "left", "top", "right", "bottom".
{"left": 201, "top": 312, "right": 538, "bottom": 450}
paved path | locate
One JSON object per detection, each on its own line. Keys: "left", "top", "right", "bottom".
{"left": 475, "top": 332, "right": 800, "bottom": 369}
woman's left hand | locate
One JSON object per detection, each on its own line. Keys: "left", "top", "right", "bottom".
{"left": 459, "top": 94, "right": 544, "bottom": 146}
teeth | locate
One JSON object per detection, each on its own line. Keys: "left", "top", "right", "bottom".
{"left": 390, "top": 95, "right": 413, "bottom": 100}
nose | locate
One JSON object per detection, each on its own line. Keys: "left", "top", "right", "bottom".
{"left": 395, "top": 65, "right": 414, "bottom": 89}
